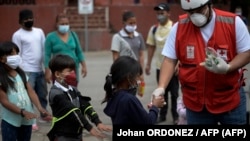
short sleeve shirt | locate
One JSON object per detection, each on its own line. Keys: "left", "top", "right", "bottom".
{"left": 111, "top": 29, "right": 146, "bottom": 60}
{"left": 146, "top": 20, "right": 173, "bottom": 69}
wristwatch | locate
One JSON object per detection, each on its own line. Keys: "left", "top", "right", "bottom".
{"left": 20, "top": 108, "right": 25, "bottom": 117}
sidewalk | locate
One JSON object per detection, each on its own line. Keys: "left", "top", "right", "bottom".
{"left": 0, "top": 50, "right": 249, "bottom": 141}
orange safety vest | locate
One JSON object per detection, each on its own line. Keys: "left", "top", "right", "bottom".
{"left": 176, "top": 9, "right": 241, "bottom": 114}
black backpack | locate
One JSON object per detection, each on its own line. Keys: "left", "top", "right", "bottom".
{"left": 152, "top": 24, "right": 158, "bottom": 35}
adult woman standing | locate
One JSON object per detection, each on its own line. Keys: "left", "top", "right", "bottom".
{"left": 44, "top": 13, "right": 87, "bottom": 87}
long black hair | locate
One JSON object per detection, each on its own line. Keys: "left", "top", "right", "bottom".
{"left": 102, "top": 56, "right": 142, "bottom": 103}
{"left": 0, "top": 41, "right": 27, "bottom": 92}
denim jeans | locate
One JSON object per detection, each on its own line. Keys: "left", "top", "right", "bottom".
{"left": 1, "top": 120, "right": 32, "bottom": 141}
{"left": 26, "top": 71, "right": 48, "bottom": 117}
{"left": 186, "top": 87, "right": 246, "bottom": 125}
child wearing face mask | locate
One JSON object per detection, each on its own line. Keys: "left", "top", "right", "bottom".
{"left": 102, "top": 56, "right": 165, "bottom": 124}
{"left": 110, "top": 10, "right": 146, "bottom": 88}
{"left": 47, "top": 54, "right": 112, "bottom": 141}
{"left": 0, "top": 41, "right": 51, "bottom": 141}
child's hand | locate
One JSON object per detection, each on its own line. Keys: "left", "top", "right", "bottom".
{"left": 22, "top": 110, "right": 38, "bottom": 120}
{"left": 97, "top": 123, "right": 112, "bottom": 132}
{"left": 147, "top": 102, "right": 153, "bottom": 109}
{"left": 152, "top": 95, "right": 165, "bottom": 108}
{"left": 39, "top": 108, "right": 52, "bottom": 118}
{"left": 89, "top": 127, "right": 106, "bottom": 139}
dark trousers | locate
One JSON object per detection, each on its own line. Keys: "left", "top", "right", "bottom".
{"left": 1, "top": 120, "right": 32, "bottom": 141}
{"left": 156, "top": 69, "right": 179, "bottom": 121}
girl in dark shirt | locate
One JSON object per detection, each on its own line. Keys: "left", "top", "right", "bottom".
{"left": 102, "top": 56, "right": 165, "bottom": 124}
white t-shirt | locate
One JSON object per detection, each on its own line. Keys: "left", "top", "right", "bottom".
{"left": 162, "top": 10, "right": 250, "bottom": 59}
{"left": 12, "top": 27, "right": 45, "bottom": 72}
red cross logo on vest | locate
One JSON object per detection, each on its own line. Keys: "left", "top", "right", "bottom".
{"left": 218, "top": 50, "right": 225, "bottom": 56}
{"left": 218, "top": 49, "right": 228, "bottom": 61}
{"left": 186, "top": 0, "right": 190, "bottom": 2}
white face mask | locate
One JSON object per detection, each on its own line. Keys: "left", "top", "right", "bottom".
{"left": 6, "top": 55, "right": 22, "bottom": 69}
{"left": 190, "top": 7, "right": 209, "bottom": 27}
{"left": 58, "top": 25, "right": 70, "bottom": 34}
{"left": 125, "top": 25, "right": 137, "bottom": 33}
{"left": 190, "top": 13, "right": 208, "bottom": 27}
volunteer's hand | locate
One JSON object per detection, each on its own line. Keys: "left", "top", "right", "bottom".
{"left": 200, "top": 47, "right": 230, "bottom": 74}
{"left": 152, "top": 87, "right": 165, "bottom": 97}
{"left": 151, "top": 87, "right": 166, "bottom": 105}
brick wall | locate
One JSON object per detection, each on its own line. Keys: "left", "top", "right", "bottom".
{"left": 0, "top": 0, "right": 232, "bottom": 51}
{"left": 65, "top": 6, "right": 108, "bottom": 30}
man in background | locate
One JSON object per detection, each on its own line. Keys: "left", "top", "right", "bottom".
{"left": 145, "top": 3, "right": 179, "bottom": 124}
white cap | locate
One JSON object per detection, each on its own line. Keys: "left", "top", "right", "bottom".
{"left": 180, "top": 0, "right": 210, "bottom": 11}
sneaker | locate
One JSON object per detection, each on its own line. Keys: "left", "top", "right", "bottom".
{"left": 38, "top": 115, "right": 52, "bottom": 123}
{"left": 32, "top": 124, "right": 39, "bottom": 132}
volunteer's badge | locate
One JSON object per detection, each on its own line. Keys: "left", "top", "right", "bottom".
{"left": 186, "top": 45, "right": 195, "bottom": 59}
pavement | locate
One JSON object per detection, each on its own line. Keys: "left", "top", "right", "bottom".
{"left": 0, "top": 50, "right": 249, "bottom": 141}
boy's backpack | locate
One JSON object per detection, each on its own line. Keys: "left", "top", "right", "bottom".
{"left": 152, "top": 24, "right": 158, "bottom": 35}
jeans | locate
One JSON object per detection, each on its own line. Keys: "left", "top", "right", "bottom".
{"left": 26, "top": 71, "right": 48, "bottom": 117}
{"left": 186, "top": 87, "right": 247, "bottom": 125}
{"left": 156, "top": 69, "right": 179, "bottom": 121}
{"left": 1, "top": 120, "right": 32, "bottom": 141}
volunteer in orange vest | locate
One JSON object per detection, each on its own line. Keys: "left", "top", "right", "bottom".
{"left": 152, "top": 0, "right": 250, "bottom": 124}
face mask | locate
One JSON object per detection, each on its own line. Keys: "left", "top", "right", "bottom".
{"left": 6, "top": 55, "right": 22, "bottom": 69}
{"left": 127, "top": 80, "right": 140, "bottom": 95}
{"left": 235, "top": 12, "right": 242, "bottom": 16}
{"left": 190, "top": 13, "right": 208, "bottom": 27}
{"left": 157, "top": 15, "right": 167, "bottom": 24}
{"left": 127, "top": 87, "right": 137, "bottom": 95}
{"left": 58, "top": 25, "right": 70, "bottom": 34}
{"left": 63, "top": 71, "right": 77, "bottom": 87}
{"left": 24, "top": 21, "right": 34, "bottom": 28}
{"left": 190, "top": 7, "right": 209, "bottom": 27}
{"left": 125, "top": 25, "right": 137, "bottom": 33}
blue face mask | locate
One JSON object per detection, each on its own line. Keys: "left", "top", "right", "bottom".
{"left": 58, "top": 25, "right": 70, "bottom": 34}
